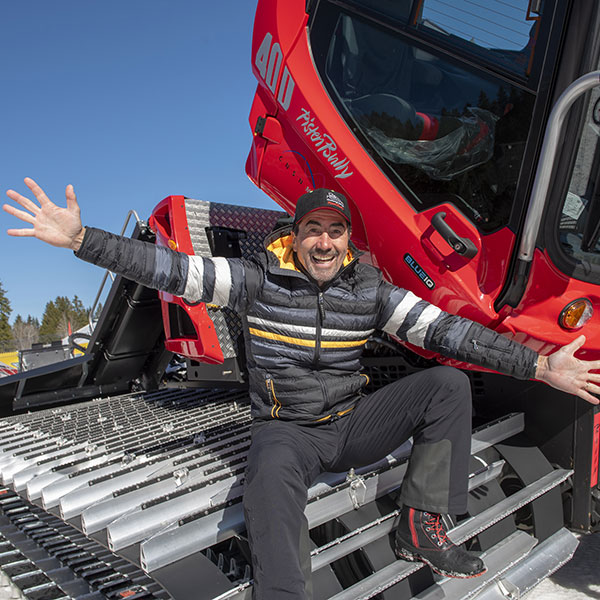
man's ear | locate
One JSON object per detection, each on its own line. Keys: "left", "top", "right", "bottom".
{"left": 291, "top": 231, "right": 298, "bottom": 252}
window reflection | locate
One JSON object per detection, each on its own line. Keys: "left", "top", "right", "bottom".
{"left": 322, "top": 12, "right": 535, "bottom": 231}
{"left": 418, "top": 0, "right": 540, "bottom": 77}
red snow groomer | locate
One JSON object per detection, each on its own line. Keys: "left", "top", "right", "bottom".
{"left": 147, "top": 2, "right": 600, "bottom": 597}
{"left": 1, "top": 2, "right": 600, "bottom": 599}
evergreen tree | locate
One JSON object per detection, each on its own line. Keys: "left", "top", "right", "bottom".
{"left": 55, "top": 296, "right": 72, "bottom": 338}
{"left": 477, "top": 90, "right": 491, "bottom": 110}
{"left": 0, "top": 282, "right": 13, "bottom": 351}
{"left": 27, "top": 315, "right": 40, "bottom": 346}
{"left": 71, "top": 295, "right": 89, "bottom": 330}
{"left": 12, "top": 315, "right": 24, "bottom": 349}
{"left": 39, "top": 296, "right": 91, "bottom": 342}
{"left": 40, "top": 300, "right": 57, "bottom": 343}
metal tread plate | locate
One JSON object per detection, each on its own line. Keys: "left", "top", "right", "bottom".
{"left": 0, "top": 389, "right": 574, "bottom": 600}
{"left": 0, "top": 396, "right": 530, "bottom": 575}
{"left": 0, "top": 488, "right": 169, "bottom": 600}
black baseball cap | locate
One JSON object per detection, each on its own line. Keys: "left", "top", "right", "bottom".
{"left": 293, "top": 188, "right": 351, "bottom": 227}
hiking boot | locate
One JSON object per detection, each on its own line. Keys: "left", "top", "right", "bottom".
{"left": 394, "top": 507, "right": 486, "bottom": 578}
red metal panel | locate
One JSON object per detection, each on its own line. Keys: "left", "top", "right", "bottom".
{"left": 149, "top": 196, "right": 224, "bottom": 364}
{"left": 497, "top": 248, "right": 600, "bottom": 361}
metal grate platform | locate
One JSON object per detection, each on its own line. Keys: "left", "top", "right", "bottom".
{"left": 0, "top": 388, "right": 580, "bottom": 600}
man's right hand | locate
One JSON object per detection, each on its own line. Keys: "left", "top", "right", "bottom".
{"left": 4, "top": 177, "right": 85, "bottom": 251}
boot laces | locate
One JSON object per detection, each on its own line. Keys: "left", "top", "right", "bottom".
{"left": 423, "top": 512, "right": 449, "bottom": 546}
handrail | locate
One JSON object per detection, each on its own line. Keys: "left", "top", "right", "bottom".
{"left": 518, "top": 71, "right": 600, "bottom": 261}
{"left": 88, "top": 210, "right": 144, "bottom": 332}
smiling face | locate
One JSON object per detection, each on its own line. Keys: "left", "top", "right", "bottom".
{"left": 292, "top": 209, "right": 350, "bottom": 286}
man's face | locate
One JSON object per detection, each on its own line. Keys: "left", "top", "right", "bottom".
{"left": 292, "top": 209, "right": 350, "bottom": 285}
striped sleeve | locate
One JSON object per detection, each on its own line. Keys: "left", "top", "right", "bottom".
{"left": 183, "top": 256, "right": 248, "bottom": 310}
{"left": 379, "top": 286, "right": 442, "bottom": 347}
{"left": 378, "top": 281, "right": 537, "bottom": 380}
{"left": 75, "top": 227, "right": 253, "bottom": 312}
{"left": 75, "top": 227, "right": 189, "bottom": 296}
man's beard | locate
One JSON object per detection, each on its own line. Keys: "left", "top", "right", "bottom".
{"left": 306, "top": 250, "right": 342, "bottom": 284}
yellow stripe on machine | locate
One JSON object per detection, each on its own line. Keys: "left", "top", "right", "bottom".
{"left": 0, "top": 351, "right": 18, "bottom": 366}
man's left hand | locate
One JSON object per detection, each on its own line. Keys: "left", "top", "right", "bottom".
{"left": 536, "top": 335, "right": 600, "bottom": 404}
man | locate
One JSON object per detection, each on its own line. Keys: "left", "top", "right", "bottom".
{"left": 4, "top": 178, "right": 600, "bottom": 599}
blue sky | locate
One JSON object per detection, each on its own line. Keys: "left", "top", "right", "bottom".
{"left": 1, "top": 1, "right": 275, "bottom": 322}
{"left": 1, "top": 1, "right": 534, "bottom": 324}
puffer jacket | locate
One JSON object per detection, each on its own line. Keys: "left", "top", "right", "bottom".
{"left": 76, "top": 226, "right": 538, "bottom": 422}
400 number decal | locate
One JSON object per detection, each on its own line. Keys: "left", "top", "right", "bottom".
{"left": 255, "top": 33, "right": 295, "bottom": 111}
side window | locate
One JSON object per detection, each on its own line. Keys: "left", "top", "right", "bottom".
{"left": 559, "top": 87, "right": 600, "bottom": 269}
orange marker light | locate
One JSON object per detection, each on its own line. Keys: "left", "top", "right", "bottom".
{"left": 168, "top": 239, "right": 178, "bottom": 250}
{"left": 559, "top": 298, "right": 593, "bottom": 330}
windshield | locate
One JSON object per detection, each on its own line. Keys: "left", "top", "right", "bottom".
{"left": 418, "top": 0, "right": 540, "bottom": 78}
{"left": 348, "top": 0, "right": 541, "bottom": 79}
{"left": 310, "top": 4, "right": 536, "bottom": 232}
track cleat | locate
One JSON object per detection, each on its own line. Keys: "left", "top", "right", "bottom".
{"left": 394, "top": 507, "right": 486, "bottom": 578}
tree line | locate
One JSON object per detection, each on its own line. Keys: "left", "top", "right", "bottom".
{"left": 0, "top": 281, "right": 98, "bottom": 352}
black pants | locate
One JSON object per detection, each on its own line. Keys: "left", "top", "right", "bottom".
{"left": 243, "top": 366, "right": 472, "bottom": 600}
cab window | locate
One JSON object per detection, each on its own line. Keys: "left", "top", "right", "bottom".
{"left": 558, "top": 86, "right": 600, "bottom": 278}
{"left": 311, "top": 4, "right": 536, "bottom": 232}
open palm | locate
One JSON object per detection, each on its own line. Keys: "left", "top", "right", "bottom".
{"left": 537, "top": 335, "right": 600, "bottom": 404}
{"left": 4, "top": 177, "right": 84, "bottom": 250}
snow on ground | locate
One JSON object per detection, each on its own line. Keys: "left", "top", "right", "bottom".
{"left": 526, "top": 531, "right": 600, "bottom": 599}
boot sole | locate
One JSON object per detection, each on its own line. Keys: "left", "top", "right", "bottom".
{"left": 394, "top": 545, "right": 487, "bottom": 579}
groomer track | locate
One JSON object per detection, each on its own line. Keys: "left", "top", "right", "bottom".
{"left": 0, "top": 387, "right": 578, "bottom": 600}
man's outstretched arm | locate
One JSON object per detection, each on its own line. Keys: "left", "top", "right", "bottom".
{"left": 4, "top": 177, "right": 188, "bottom": 297}
{"left": 4, "top": 178, "right": 256, "bottom": 313}
{"left": 377, "top": 283, "right": 600, "bottom": 405}
{"left": 4, "top": 177, "right": 86, "bottom": 250}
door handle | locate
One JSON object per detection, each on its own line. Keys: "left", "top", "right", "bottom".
{"left": 431, "top": 212, "right": 478, "bottom": 258}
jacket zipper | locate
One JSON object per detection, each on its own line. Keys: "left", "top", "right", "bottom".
{"left": 266, "top": 378, "right": 281, "bottom": 418}
{"left": 471, "top": 339, "right": 511, "bottom": 354}
{"left": 314, "top": 291, "right": 325, "bottom": 364}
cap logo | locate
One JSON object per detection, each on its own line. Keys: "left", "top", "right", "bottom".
{"left": 294, "top": 188, "right": 351, "bottom": 226}
{"left": 326, "top": 192, "right": 345, "bottom": 209}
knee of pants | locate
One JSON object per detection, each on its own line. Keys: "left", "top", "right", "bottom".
{"left": 428, "top": 366, "right": 471, "bottom": 399}
{"left": 422, "top": 367, "right": 473, "bottom": 426}
{"left": 428, "top": 365, "right": 470, "bottom": 389}
{"left": 244, "top": 444, "right": 312, "bottom": 510}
